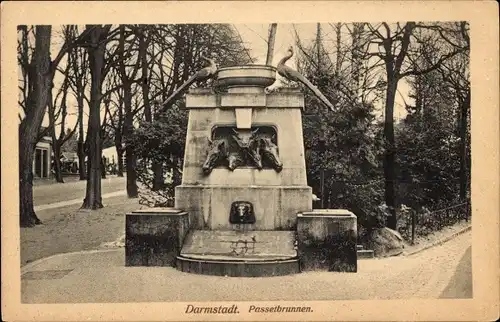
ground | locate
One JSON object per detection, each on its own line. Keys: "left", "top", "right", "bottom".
{"left": 22, "top": 195, "right": 142, "bottom": 265}
{"left": 22, "top": 176, "right": 140, "bottom": 265}
{"left": 21, "top": 176, "right": 472, "bottom": 302}
{"left": 21, "top": 231, "right": 472, "bottom": 302}
{"left": 440, "top": 246, "right": 472, "bottom": 298}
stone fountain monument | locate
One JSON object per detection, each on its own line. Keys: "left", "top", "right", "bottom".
{"left": 125, "top": 53, "right": 357, "bottom": 276}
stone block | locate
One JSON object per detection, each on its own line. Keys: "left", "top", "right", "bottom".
{"left": 234, "top": 108, "right": 253, "bottom": 128}
{"left": 220, "top": 93, "right": 266, "bottom": 108}
{"left": 297, "top": 209, "right": 357, "bottom": 272}
{"left": 175, "top": 185, "right": 312, "bottom": 230}
{"left": 185, "top": 92, "right": 217, "bottom": 109}
{"left": 265, "top": 92, "right": 304, "bottom": 108}
{"left": 125, "top": 209, "right": 190, "bottom": 267}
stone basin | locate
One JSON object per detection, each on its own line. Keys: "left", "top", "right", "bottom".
{"left": 216, "top": 65, "right": 276, "bottom": 89}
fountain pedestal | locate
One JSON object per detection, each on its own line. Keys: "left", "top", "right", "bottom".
{"left": 125, "top": 65, "right": 357, "bottom": 275}
{"left": 175, "top": 66, "right": 312, "bottom": 231}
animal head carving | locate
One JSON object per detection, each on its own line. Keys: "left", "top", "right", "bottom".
{"left": 231, "top": 128, "right": 259, "bottom": 148}
{"left": 229, "top": 201, "right": 255, "bottom": 224}
{"left": 227, "top": 152, "right": 243, "bottom": 171}
{"left": 202, "top": 139, "right": 226, "bottom": 175}
{"left": 259, "top": 137, "right": 283, "bottom": 172}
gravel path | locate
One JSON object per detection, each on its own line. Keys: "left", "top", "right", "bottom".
{"left": 21, "top": 231, "right": 471, "bottom": 303}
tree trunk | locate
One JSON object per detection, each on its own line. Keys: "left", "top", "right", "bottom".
{"left": 77, "top": 94, "right": 86, "bottom": 180}
{"left": 115, "top": 135, "right": 124, "bottom": 177}
{"left": 52, "top": 140, "right": 64, "bottom": 183}
{"left": 81, "top": 26, "right": 106, "bottom": 209}
{"left": 152, "top": 161, "right": 164, "bottom": 191}
{"left": 125, "top": 142, "right": 138, "bottom": 197}
{"left": 139, "top": 27, "right": 163, "bottom": 190}
{"left": 351, "top": 23, "right": 364, "bottom": 100}
{"left": 48, "top": 96, "right": 64, "bottom": 183}
{"left": 101, "top": 155, "right": 107, "bottom": 179}
{"left": 384, "top": 77, "right": 398, "bottom": 230}
{"left": 48, "top": 100, "right": 66, "bottom": 183}
{"left": 19, "top": 26, "right": 53, "bottom": 227}
{"left": 117, "top": 149, "right": 124, "bottom": 177}
{"left": 123, "top": 84, "right": 138, "bottom": 198}
{"left": 139, "top": 28, "right": 152, "bottom": 122}
{"left": 459, "top": 89, "right": 470, "bottom": 201}
{"left": 266, "top": 23, "right": 277, "bottom": 65}
{"left": 77, "top": 140, "right": 86, "bottom": 179}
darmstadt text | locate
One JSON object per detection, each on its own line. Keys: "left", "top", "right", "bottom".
{"left": 185, "top": 304, "right": 239, "bottom": 314}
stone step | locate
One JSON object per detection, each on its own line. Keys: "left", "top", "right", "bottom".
{"left": 178, "top": 230, "right": 299, "bottom": 277}
{"left": 357, "top": 244, "right": 364, "bottom": 250}
{"left": 176, "top": 256, "right": 300, "bottom": 277}
{"left": 357, "top": 249, "right": 375, "bottom": 259}
{"left": 180, "top": 230, "right": 297, "bottom": 261}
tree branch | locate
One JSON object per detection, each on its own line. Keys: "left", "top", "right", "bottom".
{"left": 399, "top": 47, "right": 465, "bottom": 78}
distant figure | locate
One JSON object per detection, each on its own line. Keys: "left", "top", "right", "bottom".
{"left": 101, "top": 155, "right": 107, "bottom": 178}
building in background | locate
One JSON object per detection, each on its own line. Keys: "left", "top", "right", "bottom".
{"left": 33, "top": 134, "right": 52, "bottom": 179}
{"left": 102, "top": 146, "right": 125, "bottom": 172}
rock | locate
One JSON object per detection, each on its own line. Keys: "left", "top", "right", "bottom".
{"left": 368, "top": 227, "right": 405, "bottom": 257}
{"left": 100, "top": 235, "right": 125, "bottom": 248}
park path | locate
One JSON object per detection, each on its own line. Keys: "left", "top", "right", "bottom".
{"left": 33, "top": 176, "right": 126, "bottom": 208}
{"left": 21, "top": 231, "right": 471, "bottom": 303}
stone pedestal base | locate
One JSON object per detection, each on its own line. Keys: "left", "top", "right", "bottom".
{"left": 125, "top": 208, "right": 189, "bottom": 267}
{"left": 175, "top": 185, "right": 312, "bottom": 230}
{"left": 176, "top": 230, "right": 299, "bottom": 277}
{"left": 297, "top": 209, "right": 357, "bottom": 272}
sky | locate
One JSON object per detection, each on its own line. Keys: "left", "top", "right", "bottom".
{"left": 32, "top": 23, "right": 410, "bottom": 135}
{"left": 236, "top": 23, "right": 410, "bottom": 119}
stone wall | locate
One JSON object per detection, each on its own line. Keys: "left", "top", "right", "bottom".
{"left": 297, "top": 210, "right": 357, "bottom": 272}
{"left": 176, "top": 185, "right": 311, "bottom": 230}
{"left": 125, "top": 209, "right": 190, "bottom": 267}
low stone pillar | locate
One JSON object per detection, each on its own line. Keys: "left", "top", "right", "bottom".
{"left": 297, "top": 209, "right": 357, "bottom": 272}
{"left": 125, "top": 208, "right": 189, "bottom": 267}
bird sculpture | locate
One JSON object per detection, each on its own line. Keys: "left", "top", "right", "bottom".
{"left": 277, "top": 46, "right": 335, "bottom": 111}
{"left": 159, "top": 55, "right": 217, "bottom": 112}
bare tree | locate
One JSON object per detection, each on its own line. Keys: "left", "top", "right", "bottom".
{"left": 432, "top": 22, "right": 470, "bottom": 202}
{"left": 365, "top": 22, "right": 467, "bottom": 229}
{"left": 18, "top": 25, "right": 85, "bottom": 226}
{"left": 67, "top": 27, "right": 90, "bottom": 180}
{"left": 18, "top": 26, "right": 53, "bottom": 226}
{"left": 117, "top": 25, "right": 143, "bottom": 198}
{"left": 104, "top": 69, "right": 125, "bottom": 177}
{"left": 80, "top": 24, "right": 117, "bottom": 209}
{"left": 48, "top": 51, "right": 78, "bottom": 183}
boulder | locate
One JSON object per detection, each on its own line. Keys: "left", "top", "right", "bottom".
{"left": 368, "top": 227, "right": 405, "bottom": 257}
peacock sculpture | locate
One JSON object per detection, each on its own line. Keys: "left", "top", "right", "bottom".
{"left": 159, "top": 55, "right": 218, "bottom": 110}
{"left": 276, "top": 46, "right": 335, "bottom": 111}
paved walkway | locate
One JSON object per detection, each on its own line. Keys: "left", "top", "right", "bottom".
{"left": 33, "top": 176, "right": 126, "bottom": 207}
{"left": 21, "top": 231, "right": 471, "bottom": 303}
{"left": 34, "top": 190, "right": 126, "bottom": 211}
